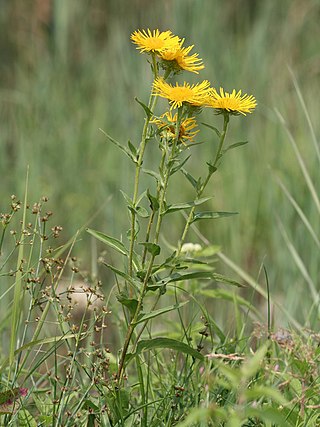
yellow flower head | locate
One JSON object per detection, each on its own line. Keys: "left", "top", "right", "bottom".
{"left": 152, "top": 112, "right": 199, "bottom": 144}
{"left": 160, "top": 42, "right": 204, "bottom": 74}
{"left": 207, "top": 88, "right": 257, "bottom": 115}
{"left": 131, "top": 29, "right": 181, "bottom": 54}
{"left": 153, "top": 78, "right": 211, "bottom": 109}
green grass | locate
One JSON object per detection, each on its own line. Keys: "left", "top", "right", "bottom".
{"left": 0, "top": 0, "right": 320, "bottom": 425}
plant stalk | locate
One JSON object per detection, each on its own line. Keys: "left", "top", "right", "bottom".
{"left": 177, "top": 113, "right": 230, "bottom": 255}
{"left": 117, "top": 108, "right": 183, "bottom": 382}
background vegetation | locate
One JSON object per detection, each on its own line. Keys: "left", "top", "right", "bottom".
{"left": 1, "top": 1, "right": 320, "bottom": 425}
{"left": 1, "top": 0, "right": 320, "bottom": 325}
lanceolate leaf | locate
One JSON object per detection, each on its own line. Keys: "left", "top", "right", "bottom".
{"left": 191, "top": 211, "right": 238, "bottom": 223}
{"left": 245, "top": 408, "right": 291, "bottom": 427}
{"left": 125, "top": 337, "right": 204, "bottom": 365}
{"left": 160, "top": 271, "right": 216, "bottom": 285}
{"left": 212, "top": 273, "right": 244, "bottom": 287}
{"left": 133, "top": 301, "right": 189, "bottom": 325}
{"left": 135, "top": 97, "right": 153, "bottom": 119}
{"left": 180, "top": 168, "right": 199, "bottom": 190}
{"left": 206, "top": 161, "right": 217, "bottom": 174}
{"left": 164, "top": 197, "right": 212, "bottom": 215}
{"left": 200, "top": 289, "right": 258, "bottom": 314}
{"left": 143, "top": 169, "right": 162, "bottom": 184}
{"left": 201, "top": 122, "right": 221, "bottom": 137}
{"left": 120, "top": 190, "right": 133, "bottom": 207}
{"left": 127, "top": 140, "right": 137, "bottom": 157}
{"left": 224, "top": 140, "right": 248, "bottom": 153}
{"left": 170, "top": 155, "right": 191, "bottom": 175}
{"left": 103, "top": 263, "right": 140, "bottom": 289}
{"left": 99, "top": 128, "right": 136, "bottom": 162}
{"left": 86, "top": 228, "right": 127, "bottom": 256}
{"left": 158, "top": 271, "right": 243, "bottom": 287}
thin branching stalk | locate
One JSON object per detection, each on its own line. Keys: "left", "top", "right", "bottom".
{"left": 177, "top": 113, "right": 230, "bottom": 254}
{"left": 128, "top": 54, "right": 159, "bottom": 277}
{"left": 142, "top": 148, "right": 166, "bottom": 267}
{"left": 117, "top": 109, "right": 183, "bottom": 382}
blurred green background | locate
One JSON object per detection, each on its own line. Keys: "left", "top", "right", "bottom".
{"left": 1, "top": 0, "right": 320, "bottom": 324}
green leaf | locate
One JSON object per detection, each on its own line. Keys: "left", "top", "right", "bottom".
{"left": 196, "top": 245, "right": 220, "bottom": 257}
{"left": 147, "top": 189, "right": 159, "bottom": 211}
{"left": 133, "top": 301, "right": 189, "bottom": 325}
{"left": 129, "top": 205, "right": 149, "bottom": 218}
{"left": 82, "top": 400, "right": 100, "bottom": 412}
{"left": 127, "top": 140, "right": 137, "bottom": 157}
{"left": 191, "top": 211, "right": 238, "bottom": 223}
{"left": 86, "top": 228, "right": 127, "bottom": 256}
{"left": 143, "top": 168, "right": 162, "bottom": 184}
{"left": 212, "top": 273, "right": 244, "bottom": 287}
{"left": 126, "top": 337, "right": 204, "bottom": 365}
{"left": 99, "top": 128, "right": 136, "bottom": 162}
{"left": 200, "top": 289, "right": 258, "bottom": 313}
{"left": 103, "top": 263, "right": 140, "bottom": 289}
{"left": 241, "top": 343, "right": 269, "bottom": 380}
{"left": 0, "top": 333, "right": 87, "bottom": 373}
{"left": 180, "top": 168, "right": 199, "bottom": 190}
{"left": 177, "top": 257, "right": 208, "bottom": 266}
{"left": 87, "top": 414, "right": 96, "bottom": 427}
{"left": 120, "top": 190, "right": 133, "bottom": 207}
{"left": 117, "top": 293, "right": 139, "bottom": 316}
{"left": 207, "top": 316, "right": 226, "bottom": 343}
{"left": 245, "top": 407, "right": 292, "bottom": 427}
{"left": 139, "top": 242, "right": 161, "bottom": 257}
{"left": 161, "top": 271, "right": 216, "bottom": 284}
{"left": 245, "top": 385, "right": 288, "bottom": 405}
{"left": 201, "top": 122, "right": 221, "bottom": 137}
{"left": 164, "top": 197, "right": 212, "bottom": 215}
{"left": 224, "top": 140, "right": 248, "bottom": 152}
{"left": 206, "top": 161, "right": 217, "bottom": 174}
{"left": 175, "top": 406, "right": 226, "bottom": 426}
{"left": 137, "top": 190, "right": 147, "bottom": 205}
{"left": 135, "top": 97, "right": 153, "bottom": 119}
{"left": 170, "top": 155, "right": 191, "bottom": 175}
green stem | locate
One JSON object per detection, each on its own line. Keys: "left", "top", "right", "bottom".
{"left": 133, "top": 290, "right": 161, "bottom": 347}
{"left": 177, "top": 113, "right": 230, "bottom": 255}
{"left": 142, "top": 148, "right": 166, "bottom": 267}
{"left": 117, "top": 108, "right": 183, "bottom": 382}
{"left": 128, "top": 53, "right": 159, "bottom": 278}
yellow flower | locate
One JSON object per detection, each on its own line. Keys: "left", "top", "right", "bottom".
{"left": 152, "top": 112, "right": 199, "bottom": 144}
{"left": 160, "top": 42, "right": 204, "bottom": 74}
{"left": 207, "top": 87, "right": 257, "bottom": 115}
{"left": 153, "top": 78, "right": 211, "bottom": 109}
{"left": 131, "top": 29, "right": 181, "bottom": 54}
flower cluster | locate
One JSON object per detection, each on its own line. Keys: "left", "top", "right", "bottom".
{"left": 131, "top": 28, "right": 257, "bottom": 119}
{"left": 131, "top": 29, "right": 204, "bottom": 74}
{"left": 151, "top": 111, "right": 199, "bottom": 144}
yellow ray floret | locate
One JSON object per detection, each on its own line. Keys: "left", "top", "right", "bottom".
{"left": 153, "top": 78, "right": 211, "bottom": 109}
{"left": 131, "top": 29, "right": 181, "bottom": 54}
{"left": 207, "top": 88, "right": 257, "bottom": 115}
{"left": 160, "top": 42, "right": 204, "bottom": 74}
{"left": 152, "top": 112, "right": 199, "bottom": 144}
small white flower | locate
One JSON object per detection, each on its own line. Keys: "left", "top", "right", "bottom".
{"left": 181, "top": 243, "right": 202, "bottom": 253}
